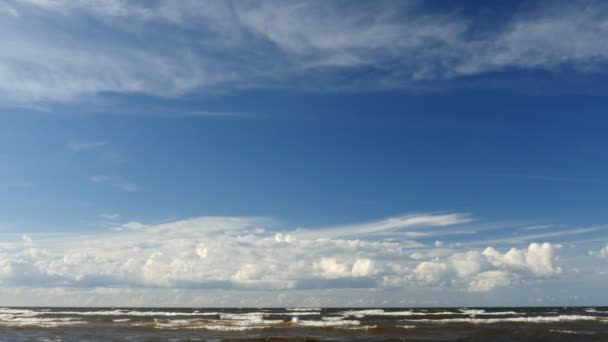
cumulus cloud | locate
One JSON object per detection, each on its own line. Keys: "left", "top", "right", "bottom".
{"left": 1, "top": 1, "right": 607, "bottom": 105}
{"left": 0, "top": 214, "right": 562, "bottom": 295}
{"left": 410, "top": 243, "right": 561, "bottom": 292}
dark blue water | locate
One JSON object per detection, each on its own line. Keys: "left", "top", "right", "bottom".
{"left": 1, "top": 307, "right": 607, "bottom": 341}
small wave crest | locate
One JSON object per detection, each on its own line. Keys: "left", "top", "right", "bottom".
{"left": 404, "top": 315, "right": 605, "bottom": 324}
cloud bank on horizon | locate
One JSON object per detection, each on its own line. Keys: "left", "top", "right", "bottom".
{"left": 1, "top": 0, "right": 608, "bottom": 105}
{"left": 1, "top": 213, "right": 606, "bottom": 306}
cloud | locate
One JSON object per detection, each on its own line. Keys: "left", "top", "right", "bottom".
{"left": 410, "top": 243, "right": 561, "bottom": 292}
{"left": 90, "top": 175, "right": 141, "bottom": 192}
{"left": 1, "top": 1, "right": 608, "bottom": 106}
{"left": 294, "top": 213, "right": 472, "bottom": 239}
{"left": 99, "top": 213, "right": 120, "bottom": 220}
{"left": 68, "top": 140, "right": 125, "bottom": 161}
{"left": 0, "top": 215, "right": 563, "bottom": 296}
{"left": 589, "top": 244, "right": 608, "bottom": 259}
{"left": 0, "top": 2, "right": 19, "bottom": 18}
{"left": 462, "top": 225, "right": 608, "bottom": 247}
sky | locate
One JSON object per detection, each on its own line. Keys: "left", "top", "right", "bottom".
{"left": 0, "top": 0, "right": 607, "bottom": 307}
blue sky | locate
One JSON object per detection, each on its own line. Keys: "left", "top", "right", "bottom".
{"left": 0, "top": 0, "right": 607, "bottom": 307}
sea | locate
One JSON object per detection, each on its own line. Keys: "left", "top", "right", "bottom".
{"left": 1, "top": 307, "right": 607, "bottom": 341}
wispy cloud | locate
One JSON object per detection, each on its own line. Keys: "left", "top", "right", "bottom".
{"left": 0, "top": 2, "right": 19, "bottom": 18}
{"left": 1, "top": 1, "right": 608, "bottom": 106}
{"left": 293, "top": 213, "right": 473, "bottom": 239}
{"left": 90, "top": 175, "right": 141, "bottom": 192}
{"left": 99, "top": 213, "right": 120, "bottom": 220}
{"left": 67, "top": 140, "right": 125, "bottom": 161}
{"left": 521, "top": 225, "right": 552, "bottom": 231}
{"left": 462, "top": 226, "right": 608, "bottom": 247}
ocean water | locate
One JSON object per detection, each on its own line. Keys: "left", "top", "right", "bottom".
{"left": 0, "top": 307, "right": 607, "bottom": 341}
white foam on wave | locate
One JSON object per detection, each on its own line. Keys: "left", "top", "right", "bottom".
{"left": 51, "top": 310, "right": 220, "bottom": 317}
{"left": 1, "top": 307, "right": 219, "bottom": 317}
{"left": 190, "top": 325, "right": 256, "bottom": 331}
{"left": 112, "top": 318, "right": 131, "bottom": 323}
{"left": 296, "top": 319, "right": 361, "bottom": 327}
{"left": 459, "top": 309, "right": 519, "bottom": 316}
{"left": 266, "top": 311, "right": 320, "bottom": 316}
{"left": 549, "top": 329, "right": 597, "bottom": 335}
{"left": 339, "top": 309, "right": 519, "bottom": 318}
{"left": 340, "top": 324, "right": 378, "bottom": 331}
{"left": 405, "top": 315, "right": 606, "bottom": 324}
{"left": 0, "top": 316, "right": 85, "bottom": 328}
{"left": 220, "top": 312, "right": 281, "bottom": 324}
{"left": 586, "top": 308, "right": 608, "bottom": 314}
{"left": 141, "top": 319, "right": 265, "bottom": 331}
{"left": 0, "top": 308, "right": 39, "bottom": 317}
{"left": 0, "top": 308, "right": 86, "bottom": 328}
{"left": 131, "top": 312, "right": 363, "bottom": 331}
{"left": 287, "top": 308, "right": 321, "bottom": 312}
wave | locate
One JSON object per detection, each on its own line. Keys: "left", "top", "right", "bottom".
{"left": 1, "top": 307, "right": 219, "bottom": 317}
{"left": 53, "top": 310, "right": 220, "bottom": 317}
{"left": 586, "top": 308, "right": 608, "bottom": 314}
{"left": 404, "top": 315, "right": 606, "bottom": 324}
{"left": 112, "top": 318, "right": 131, "bottom": 323}
{"left": 287, "top": 308, "right": 321, "bottom": 312}
{"left": 129, "top": 316, "right": 363, "bottom": 331}
{"left": 268, "top": 311, "right": 321, "bottom": 316}
{"left": 297, "top": 319, "right": 360, "bottom": 327}
{"left": 459, "top": 309, "right": 519, "bottom": 315}
{"left": 0, "top": 316, "right": 86, "bottom": 328}
{"left": 338, "top": 309, "right": 520, "bottom": 318}
{"left": 549, "top": 329, "right": 597, "bottom": 335}
{"left": 2, "top": 307, "right": 607, "bottom": 330}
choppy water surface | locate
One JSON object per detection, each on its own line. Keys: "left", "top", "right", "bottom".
{"left": 1, "top": 306, "right": 607, "bottom": 341}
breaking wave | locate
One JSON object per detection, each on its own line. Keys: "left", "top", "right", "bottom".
{"left": 1, "top": 307, "right": 607, "bottom": 332}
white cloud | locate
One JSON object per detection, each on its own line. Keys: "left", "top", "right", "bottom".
{"left": 0, "top": 2, "right": 19, "bottom": 18}
{"left": 1, "top": 1, "right": 608, "bottom": 105}
{"left": 467, "top": 271, "right": 514, "bottom": 292}
{"left": 0, "top": 215, "right": 564, "bottom": 298}
{"left": 414, "top": 261, "right": 449, "bottom": 285}
{"left": 589, "top": 244, "right": 608, "bottom": 259}
{"left": 294, "top": 213, "right": 472, "bottom": 239}
{"left": 411, "top": 243, "right": 561, "bottom": 292}
{"left": 461, "top": 226, "right": 608, "bottom": 247}
{"left": 99, "top": 213, "right": 120, "bottom": 220}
